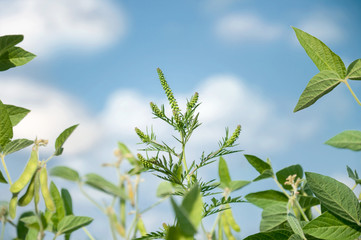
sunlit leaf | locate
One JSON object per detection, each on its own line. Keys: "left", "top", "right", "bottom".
{"left": 54, "top": 124, "right": 78, "bottom": 156}
{"left": 3, "top": 139, "right": 33, "bottom": 156}
{"left": 346, "top": 59, "right": 361, "bottom": 80}
{"left": 325, "top": 130, "right": 361, "bottom": 151}
{"left": 50, "top": 166, "right": 80, "bottom": 182}
{"left": 57, "top": 215, "right": 93, "bottom": 235}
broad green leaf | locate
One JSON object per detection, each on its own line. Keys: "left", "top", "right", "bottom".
{"left": 244, "top": 155, "right": 273, "bottom": 181}
{"left": 84, "top": 173, "right": 127, "bottom": 199}
{"left": 50, "top": 166, "right": 80, "bottom": 182}
{"left": 246, "top": 190, "right": 288, "bottom": 209}
{"left": 298, "top": 196, "right": 320, "bottom": 209}
{"left": 0, "top": 47, "right": 36, "bottom": 71}
{"left": 20, "top": 215, "right": 40, "bottom": 228}
{"left": 0, "top": 170, "right": 7, "bottom": 184}
{"left": 156, "top": 181, "right": 174, "bottom": 197}
{"left": 181, "top": 184, "right": 203, "bottom": 229}
{"left": 118, "top": 142, "right": 137, "bottom": 165}
{"left": 229, "top": 180, "right": 251, "bottom": 192}
{"left": 61, "top": 189, "right": 73, "bottom": 215}
{"left": 292, "top": 27, "right": 346, "bottom": 78}
{"left": 346, "top": 59, "right": 361, "bottom": 80}
{"left": 166, "top": 226, "right": 192, "bottom": 240}
{"left": 170, "top": 198, "right": 197, "bottom": 236}
{"left": 0, "top": 100, "right": 13, "bottom": 147}
{"left": 57, "top": 215, "right": 93, "bottom": 235}
{"left": 244, "top": 230, "right": 293, "bottom": 240}
{"left": 303, "top": 211, "right": 361, "bottom": 240}
{"left": 288, "top": 234, "right": 303, "bottom": 240}
{"left": 17, "top": 211, "right": 34, "bottom": 239}
{"left": 0, "top": 35, "right": 23, "bottom": 56}
{"left": 5, "top": 104, "right": 30, "bottom": 127}
{"left": 3, "top": 139, "right": 33, "bottom": 155}
{"left": 305, "top": 172, "right": 361, "bottom": 224}
{"left": 294, "top": 70, "right": 341, "bottom": 112}
{"left": 325, "top": 130, "right": 361, "bottom": 151}
{"left": 50, "top": 182, "right": 66, "bottom": 228}
{"left": 25, "top": 228, "right": 39, "bottom": 240}
{"left": 218, "top": 157, "right": 231, "bottom": 186}
{"left": 276, "top": 165, "right": 303, "bottom": 190}
{"left": 287, "top": 212, "right": 306, "bottom": 239}
{"left": 54, "top": 124, "right": 78, "bottom": 156}
{"left": 260, "top": 204, "right": 287, "bottom": 231}
{"left": 346, "top": 166, "right": 361, "bottom": 184}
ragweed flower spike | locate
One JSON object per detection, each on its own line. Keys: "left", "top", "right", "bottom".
{"left": 137, "top": 153, "right": 153, "bottom": 168}
{"left": 157, "top": 68, "right": 181, "bottom": 120}
{"left": 150, "top": 102, "right": 165, "bottom": 118}
{"left": 225, "top": 125, "right": 241, "bottom": 147}
{"left": 187, "top": 92, "right": 199, "bottom": 111}
{"left": 135, "top": 127, "right": 150, "bottom": 143}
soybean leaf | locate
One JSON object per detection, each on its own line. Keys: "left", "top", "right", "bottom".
{"left": 292, "top": 27, "right": 346, "bottom": 78}
{"left": 346, "top": 166, "right": 361, "bottom": 184}
{"left": 170, "top": 197, "right": 197, "bottom": 236}
{"left": 229, "top": 180, "right": 251, "bottom": 192}
{"left": 61, "top": 189, "right": 73, "bottom": 216}
{"left": 25, "top": 228, "right": 39, "bottom": 240}
{"left": 244, "top": 230, "right": 293, "bottom": 240}
{"left": 0, "top": 35, "right": 23, "bottom": 56}
{"left": 325, "top": 130, "right": 361, "bottom": 151}
{"left": 50, "top": 166, "right": 80, "bottom": 182}
{"left": 118, "top": 142, "right": 137, "bottom": 165}
{"left": 305, "top": 172, "right": 361, "bottom": 224}
{"left": 288, "top": 234, "right": 303, "bottom": 240}
{"left": 244, "top": 154, "right": 273, "bottom": 181}
{"left": 298, "top": 196, "right": 320, "bottom": 209}
{"left": 287, "top": 211, "right": 306, "bottom": 239}
{"left": 303, "top": 211, "right": 361, "bottom": 240}
{"left": 156, "top": 181, "right": 174, "bottom": 197}
{"left": 294, "top": 70, "right": 341, "bottom": 112}
{"left": 0, "top": 100, "right": 13, "bottom": 147}
{"left": 3, "top": 139, "right": 33, "bottom": 156}
{"left": 245, "top": 190, "right": 288, "bottom": 209}
{"left": 0, "top": 47, "right": 36, "bottom": 71}
{"left": 276, "top": 165, "right": 303, "bottom": 190}
{"left": 166, "top": 226, "right": 192, "bottom": 240}
{"left": 181, "top": 184, "right": 203, "bottom": 229}
{"left": 17, "top": 211, "right": 34, "bottom": 240}
{"left": 5, "top": 104, "right": 30, "bottom": 127}
{"left": 84, "top": 173, "right": 127, "bottom": 199}
{"left": 54, "top": 124, "right": 78, "bottom": 156}
{"left": 218, "top": 157, "right": 231, "bottom": 187}
{"left": 260, "top": 204, "right": 287, "bottom": 231}
{"left": 50, "top": 182, "right": 66, "bottom": 228}
{"left": 346, "top": 59, "right": 361, "bottom": 80}
{"left": 0, "top": 170, "right": 7, "bottom": 184}
{"left": 57, "top": 215, "right": 93, "bottom": 235}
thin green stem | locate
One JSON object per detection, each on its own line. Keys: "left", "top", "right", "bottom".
{"left": 180, "top": 132, "right": 190, "bottom": 184}
{"left": 343, "top": 79, "right": 361, "bottom": 106}
{"left": 140, "top": 197, "right": 168, "bottom": 214}
{"left": 1, "top": 217, "right": 5, "bottom": 240}
{"left": 272, "top": 176, "right": 291, "bottom": 199}
{"left": 107, "top": 213, "right": 118, "bottom": 240}
{"left": 78, "top": 183, "right": 105, "bottom": 212}
{"left": 0, "top": 154, "right": 12, "bottom": 185}
{"left": 82, "top": 227, "right": 95, "bottom": 240}
{"left": 294, "top": 198, "right": 309, "bottom": 222}
{"left": 351, "top": 183, "right": 357, "bottom": 191}
{"left": 43, "top": 154, "right": 55, "bottom": 164}
{"left": 34, "top": 194, "right": 45, "bottom": 240}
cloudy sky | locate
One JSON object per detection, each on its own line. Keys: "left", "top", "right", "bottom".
{"left": 1, "top": 0, "right": 361, "bottom": 239}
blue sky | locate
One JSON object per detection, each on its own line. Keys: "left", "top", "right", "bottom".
{"left": 1, "top": 0, "right": 361, "bottom": 239}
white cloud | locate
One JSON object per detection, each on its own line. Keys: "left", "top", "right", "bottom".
{"left": 0, "top": 0, "right": 126, "bottom": 56}
{"left": 215, "top": 13, "right": 283, "bottom": 44}
{"left": 0, "top": 77, "right": 100, "bottom": 155}
{"left": 297, "top": 11, "right": 345, "bottom": 44}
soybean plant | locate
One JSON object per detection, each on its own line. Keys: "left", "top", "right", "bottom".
{"left": 0, "top": 35, "right": 92, "bottom": 240}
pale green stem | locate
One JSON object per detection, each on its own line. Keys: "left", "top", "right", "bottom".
{"left": 343, "top": 79, "right": 361, "bottom": 106}
{"left": 34, "top": 195, "right": 45, "bottom": 240}
{"left": 107, "top": 213, "right": 118, "bottom": 240}
{"left": 0, "top": 154, "right": 12, "bottom": 185}
{"left": 313, "top": 206, "right": 322, "bottom": 215}
{"left": 78, "top": 183, "right": 105, "bottom": 212}
{"left": 140, "top": 197, "right": 168, "bottom": 214}
{"left": 43, "top": 154, "right": 55, "bottom": 164}
{"left": 1, "top": 217, "right": 5, "bottom": 240}
{"left": 180, "top": 132, "right": 190, "bottom": 184}
{"left": 82, "top": 227, "right": 95, "bottom": 240}
{"left": 273, "top": 176, "right": 309, "bottom": 221}
{"left": 351, "top": 183, "right": 357, "bottom": 191}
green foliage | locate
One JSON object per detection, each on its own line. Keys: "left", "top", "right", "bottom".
{"left": 2, "top": 27, "right": 361, "bottom": 240}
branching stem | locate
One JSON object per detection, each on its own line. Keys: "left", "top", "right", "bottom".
{"left": 342, "top": 79, "right": 361, "bottom": 106}
{"left": 0, "top": 154, "right": 12, "bottom": 185}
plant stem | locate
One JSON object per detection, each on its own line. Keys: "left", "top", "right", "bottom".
{"left": 351, "top": 183, "right": 357, "bottom": 191}
{"left": 82, "top": 227, "right": 95, "bottom": 240}
{"left": 272, "top": 176, "right": 290, "bottom": 198}
{"left": 180, "top": 132, "right": 190, "bottom": 184}
{"left": 0, "top": 154, "right": 12, "bottom": 185}
{"left": 343, "top": 79, "right": 361, "bottom": 106}
{"left": 1, "top": 217, "right": 5, "bottom": 240}
{"left": 78, "top": 182, "right": 104, "bottom": 212}
{"left": 294, "top": 199, "right": 309, "bottom": 222}
{"left": 140, "top": 197, "right": 168, "bottom": 214}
